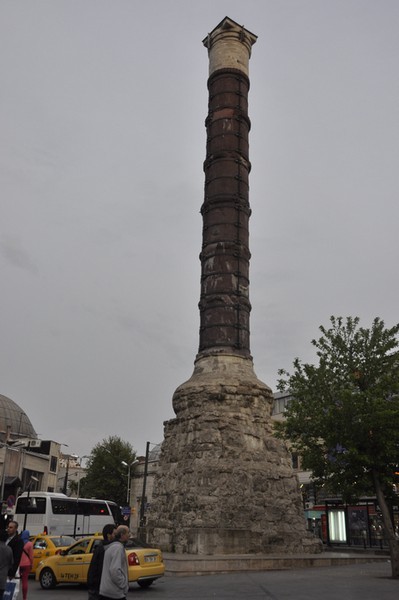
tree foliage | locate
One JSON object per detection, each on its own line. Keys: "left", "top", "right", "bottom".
{"left": 275, "top": 316, "right": 399, "bottom": 576}
{"left": 79, "top": 435, "right": 136, "bottom": 507}
{"left": 68, "top": 480, "right": 79, "bottom": 495}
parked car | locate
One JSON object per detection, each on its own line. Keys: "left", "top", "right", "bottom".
{"left": 30, "top": 534, "right": 76, "bottom": 574}
{"left": 35, "top": 535, "right": 165, "bottom": 589}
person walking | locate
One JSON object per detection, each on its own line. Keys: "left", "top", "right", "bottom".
{"left": 0, "top": 531, "right": 13, "bottom": 600}
{"left": 99, "top": 525, "right": 130, "bottom": 600}
{"left": 5, "top": 521, "right": 23, "bottom": 580}
{"left": 87, "top": 523, "right": 116, "bottom": 600}
{"left": 19, "top": 530, "right": 33, "bottom": 600}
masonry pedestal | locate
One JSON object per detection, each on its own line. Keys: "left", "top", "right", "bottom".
{"left": 149, "top": 355, "right": 319, "bottom": 554}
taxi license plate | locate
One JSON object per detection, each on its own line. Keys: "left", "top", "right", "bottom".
{"left": 144, "top": 555, "right": 157, "bottom": 563}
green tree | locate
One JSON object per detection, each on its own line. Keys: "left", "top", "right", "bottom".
{"left": 79, "top": 435, "right": 137, "bottom": 507}
{"left": 276, "top": 316, "right": 399, "bottom": 578}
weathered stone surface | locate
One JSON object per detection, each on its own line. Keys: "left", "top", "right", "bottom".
{"left": 147, "top": 19, "right": 321, "bottom": 556}
{"left": 147, "top": 356, "right": 321, "bottom": 554}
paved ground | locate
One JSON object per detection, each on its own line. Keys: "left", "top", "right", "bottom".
{"left": 26, "top": 561, "right": 396, "bottom": 599}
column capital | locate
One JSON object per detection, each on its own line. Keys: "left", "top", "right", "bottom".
{"left": 203, "top": 16, "right": 257, "bottom": 77}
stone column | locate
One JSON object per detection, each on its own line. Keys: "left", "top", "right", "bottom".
{"left": 198, "top": 19, "right": 255, "bottom": 359}
{"left": 147, "top": 17, "right": 320, "bottom": 556}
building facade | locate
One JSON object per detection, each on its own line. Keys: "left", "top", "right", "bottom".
{"left": 0, "top": 393, "right": 62, "bottom": 521}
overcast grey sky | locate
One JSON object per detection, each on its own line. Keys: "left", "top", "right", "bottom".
{"left": 1, "top": 1, "right": 398, "bottom": 458}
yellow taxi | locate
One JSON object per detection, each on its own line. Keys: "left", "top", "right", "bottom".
{"left": 35, "top": 535, "right": 165, "bottom": 590}
{"left": 30, "top": 534, "right": 76, "bottom": 574}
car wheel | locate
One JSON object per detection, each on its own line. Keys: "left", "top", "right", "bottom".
{"left": 39, "top": 568, "right": 57, "bottom": 589}
{"left": 138, "top": 579, "right": 154, "bottom": 588}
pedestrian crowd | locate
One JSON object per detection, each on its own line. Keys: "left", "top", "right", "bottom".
{"left": 0, "top": 519, "right": 32, "bottom": 600}
{"left": 0, "top": 520, "right": 130, "bottom": 600}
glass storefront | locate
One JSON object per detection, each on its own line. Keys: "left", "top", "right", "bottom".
{"left": 304, "top": 498, "right": 398, "bottom": 547}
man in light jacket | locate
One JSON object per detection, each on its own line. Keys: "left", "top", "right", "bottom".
{"left": 99, "top": 525, "right": 130, "bottom": 600}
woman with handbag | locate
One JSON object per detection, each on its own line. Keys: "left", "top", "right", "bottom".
{"left": 18, "top": 531, "right": 33, "bottom": 600}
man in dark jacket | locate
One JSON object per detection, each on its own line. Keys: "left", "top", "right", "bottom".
{"left": 0, "top": 530, "right": 13, "bottom": 599}
{"left": 87, "top": 523, "right": 116, "bottom": 600}
{"left": 5, "top": 521, "right": 23, "bottom": 580}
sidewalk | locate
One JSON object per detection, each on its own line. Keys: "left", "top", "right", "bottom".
{"left": 163, "top": 548, "right": 388, "bottom": 576}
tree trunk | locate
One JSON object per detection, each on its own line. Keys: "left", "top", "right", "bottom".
{"left": 372, "top": 469, "right": 399, "bottom": 578}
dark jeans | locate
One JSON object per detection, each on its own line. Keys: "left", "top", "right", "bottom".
{"left": 99, "top": 596, "right": 126, "bottom": 600}
{"left": 87, "top": 589, "right": 99, "bottom": 600}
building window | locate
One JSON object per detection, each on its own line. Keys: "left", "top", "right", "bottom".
{"left": 50, "top": 456, "right": 58, "bottom": 473}
{"left": 21, "top": 470, "right": 41, "bottom": 490}
{"left": 272, "top": 394, "right": 292, "bottom": 416}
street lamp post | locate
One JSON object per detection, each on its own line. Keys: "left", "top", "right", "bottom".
{"left": 23, "top": 475, "right": 39, "bottom": 530}
{"left": 76, "top": 455, "right": 89, "bottom": 498}
{"left": 59, "top": 444, "right": 69, "bottom": 494}
{"left": 139, "top": 442, "right": 151, "bottom": 529}
{"left": 73, "top": 455, "right": 89, "bottom": 538}
{"left": 121, "top": 460, "right": 139, "bottom": 505}
{"left": 62, "top": 454, "right": 78, "bottom": 495}
{"left": 62, "top": 458, "right": 69, "bottom": 495}
{"left": 0, "top": 444, "right": 10, "bottom": 504}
